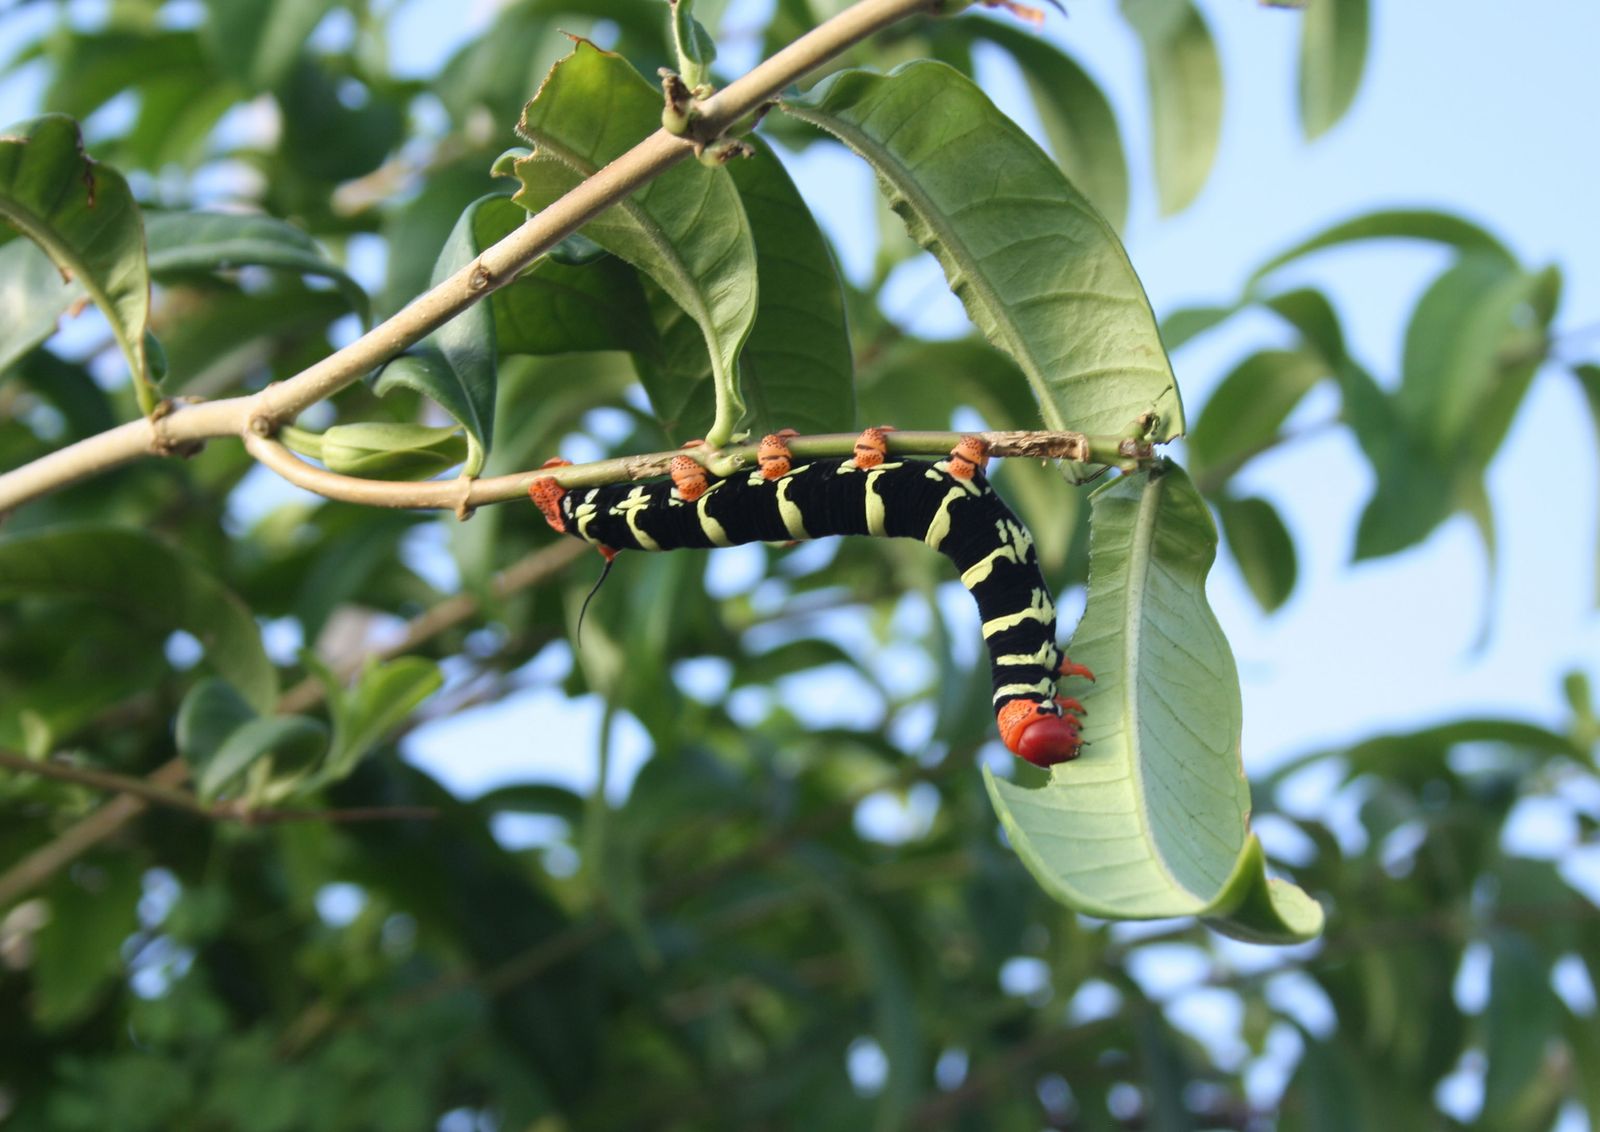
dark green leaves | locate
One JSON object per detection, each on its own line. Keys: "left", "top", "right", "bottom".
{"left": 985, "top": 462, "right": 1322, "bottom": 941}
{"left": 1298, "top": 0, "right": 1370, "bottom": 138}
{"left": 1120, "top": 0, "right": 1222, "bottom": 215}
{"left": 0, "top": 116, "right": 152, "bottom": 411}
{"left": 785, "top": 62, "right": 1183, "bottom": 440}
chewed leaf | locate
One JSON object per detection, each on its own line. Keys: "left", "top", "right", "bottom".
{"left": 785, "top": 63, "right": 1181, "bottom": 442}
{"left": 984, "top": 461, "right": 1322, "bottom": 942}
{"left": 511, "top": 40, "right": 757, "bottom": 447}
{"left": 0, "top": 115, "right": 152, "bottom": 412}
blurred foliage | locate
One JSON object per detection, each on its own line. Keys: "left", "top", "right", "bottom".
{"left": 0, "top": 0, "right": 1596, "bottom": 1128}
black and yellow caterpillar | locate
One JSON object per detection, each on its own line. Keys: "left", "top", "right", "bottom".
{"left": 530, "top": 428, "right": 1092, "bottom": 765}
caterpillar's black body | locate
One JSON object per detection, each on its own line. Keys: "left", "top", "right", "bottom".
{"left": 531, "top": 434, "right": 1089, "bottom": 764}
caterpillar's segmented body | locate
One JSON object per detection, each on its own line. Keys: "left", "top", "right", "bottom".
{"left": 530, "top": 431, "right": 1091, "bottom": 765}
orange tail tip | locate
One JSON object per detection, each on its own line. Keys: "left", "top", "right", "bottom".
{"left": 757, "top": 431, "right": 797, "bottom": 479}
{"left": 670, "top": 454, "right": 710, "bottom": 501}
{"left": 852, "top": 426, "right": 893, "bottom": 469}
{"left": 997, "top": 698, "right": 1083, "bottom": 767}
{"left": 529, "top": 477, "right": 567, "bottom": 533}
{"left": 948, "top": 435, "right": 990, "bottom": 480}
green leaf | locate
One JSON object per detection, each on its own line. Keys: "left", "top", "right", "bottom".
{"left": 725, "top": 137, "right": 855, "bottom": 435}
{"left": 670, "top": 0, "right": 718, "bottom": 88}
{"left": 1249, "top": 208, "right": 1516, "bottom": 289}
{"left": 1575, "top": 364, "right": 1600, "bottom": 607}
{"left": 1120, "top": 0, "right": 1222, "bottom": 215}
{"left": 315, "top": 656, "right": 442, "bottom": 785}
{"left": 372, "top": 197, "right": 499, "bottom": 476}
{"left": 0, "top": 527, "right": 276, "bottom": 713}
{"left": 959, "top": 19, "right": 1130, "bottom": 230}
{"left": 470, "top": 194, "right": 659, "bottom": 357}
{"left": 983, "top": 461, "right": 1321, "bottom": 941}
{"left": 176, "top": 678, "right": 259, "bottom": 763}
{"left": 33, "top": 856, "right": 142, "bottom": 1028}
{"left": 201, "top": 0, "right": 340, "bottom": 91}
{"left": 1481, "top": 931, "right": 1562, "bottom": 1126}
{"left": 512, "top": 40, "right": 758, "bottom": 447}
{"left": 1298, "top": 0, "right": 1369, "bottom": 139}
{"left": 0, "top": 236, "right": 75, "bottom": 374}
{"left": 1216, "top": 494, "right": 1297, "bottom": 613}
{"left": 1159, "top": 303, "right": 1236, "bottom": 352}
{"left": 784, "top": 62, "right": 1183, "bottom": 440}
{"left": 144, "top": 210, "right": 369, "bottom": 323}
{"left": 276, "top": 56, "right": 405, "bottom": 184}
{"left": 0, "top": 115, "right": 153, "bottom": 412}
{"left": 315, "top": 423, "right": 468, "bottom": 481}
{"left": 1187, "top": 348, "right": 1326, "bottom": 486}
{"left": 194, "top": 714, "right": 330, "bottom": 801}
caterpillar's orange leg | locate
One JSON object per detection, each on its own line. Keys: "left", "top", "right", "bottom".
{"left": 1058, "top": 657, "right": 1096, "bottom": 683}
{"left": 853, "top": 426, "right": 894, "bottom": 469}
{"left": 997, "top": 698, "right": 1083, "bottom": 767}
{"left": 758, "top": 429, "right": 799, "bottom": 479}
{"left": 529, "top": 457, "right": 573, "bottom": 533}
{"left": 670, "top": 454, "right": 710, "bottom": 501}
{"left": 947, "top": 435, "right": 990, "bottom": 480}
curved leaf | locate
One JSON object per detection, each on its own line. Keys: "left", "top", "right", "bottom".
{"left": 1188, "top": 348, "right": 1326, "bottom": 485}
{"left": 0, "top": 527, "right": 276, "bottom": 713}
{"left": 1299, "top": 0, "right": 1369, "bottom": 139}
{"left": 959, "top": 19, "right": 1130, "bottom": 230}
{"left": 145, "top": 211, "right": 369, "bottom": 322}
{"left": 1120, "top": 0, "right": 1222, "bottom": 215}
{"left": 1249, "top": 208, "right": 1516, "bottom": 288}
{"left": 984, "top": 461, "right": 1321, "bottom": 942}
{"left": 784, "top": 62, "right": 1183, "bottom": 441}
{"left": 511, "top": 40, "right": 758, "bottom": 447}
{"left": 372, "top": 197, "right": 499, "bottom": 475}
{"left": 1216, "top": 494, "right": 1297, "bottom": 613}
{"left": 195, "top": 715, "right": 330, "bottom": 801}
{"left": 0, "top": 115, "right": 152, "bottom": 412}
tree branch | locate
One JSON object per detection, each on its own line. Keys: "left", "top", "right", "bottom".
{"left": 0, "top": 0, "right": 937, "bottom": 519}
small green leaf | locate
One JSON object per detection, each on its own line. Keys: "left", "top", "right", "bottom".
{"left": 512, "top": 40, "right": 758, "bottom": 446}
{"left": 0, "top": 527, "right": 276, "bottom": 713}
{"left": 315, "top": 656, "right": 442, "bottom": 785}
{"left": 1120, "top": 0, "right": 1223, "bottom": 215}
{"left": 1159, "top": 303, "right": 1237, "bottom": 351}
{"left": 1298, "top": 0, "right": 1369, "bottom": 139}
{"left": 145, "top": 210, "right": 369, "bottom": 323}
{"left": 670, "top": 0, "right": 718, "bottom": 89}
{"left": 1575, "top": 364, "right": 1600, "bottom": 607}
{"left": 1482, "top": 931, "right": 1562, "bottom": 1125}
{"left": 1187, "top": 348, "right": 1326, "bottom": 486}
{"left": 317, "top": 423, "right": 468, "bottom": 481}
{"left": 176, "top": 678, "right": 259, "bottom": 762}
{"left": 984, "top": 461, "right": 1321, "bottom": 941}
{"left": 0, "top": 115, "right": 153, "bottom": 412}
{"left": 784, "top": 62, "right": 1183, "bottom": 440}
{"left": 201, "top": 0, "right": 340, "bottom": 90}
{"left": 33, "top": 856, "right": 142, "bottom": 1028}
{"left": 372, "top": 197, "right": 500, "bottom": 475}
{"left": 958, "top": 19, "right": 1130, "bottom": 230}
{"left": 1249, "top": 208, "right": 1516, "bottom": 289}
{"left": 1216, "top": 494, "right": 1297, "bottom": 613}
{"left": 195, "top": 715, "right": 329, "bottom": 801}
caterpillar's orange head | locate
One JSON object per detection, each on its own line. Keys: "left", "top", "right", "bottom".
{"left": 948, "top": 435, "right": 990, "bottom": 480}
{"left": 997, "top": 698, "right": 1083, "bottom": 767}
{"left": 528, "top": 477, "right": 567, "bottom": 533}
{"left": 757, "top": 430, "right": 798, "bottom": 479}
{"left": 671, "top": 454, "right": 710, "bottom": 501}
{"left": 853, "top": 426, "right": 892, "bottom": 469}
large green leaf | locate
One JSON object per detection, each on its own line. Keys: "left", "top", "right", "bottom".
{"left": 144, "top": 210, "right": 368, "bottom": 322}
{"left": 984, "top": 461, "right": 1321, "bottom": 941}
{"left": 784, "top": 62, "right": 1183, "bottom": 441}
{"left": 511, "top": 40, "right": 758, "bottom": 447}
{"left": 955, "top": 19, "right": 1130, "bottom": 231}
{"left": 1120, "top": 0, "right": 1222, "bottom": 215}
{"left": 1298, "top": 0, "right": 1369, "bottom": 139}
{"left": 0, "top": 115, "right": 153, "bottom": 412}
{"left": 0, "top": 527, "right": 276, "bottom": 713}
{"left": 372, "top": 198, "right": 499, "bottom": 476}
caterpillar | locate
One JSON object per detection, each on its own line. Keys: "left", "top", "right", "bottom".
{"left": 529, "top": 428, "right": 1093, "bottom": 766}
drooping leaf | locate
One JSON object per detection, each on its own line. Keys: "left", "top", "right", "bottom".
{"left": 1217, "top": 494, "right": 1297, "bottom": 613}
{"left": 958, "top": 18, "right": 1130, "bottom": 230}
{"left": 511, "top": 40, "right": 758, "bottom": 447}
{"left": 1298, "top": 0, "right": 1369, "bottom": 139}
{"left": 0, "top": 115, "right": 153, "bottom": 412}
{"left": 144, "top": 211, "right": 369, "bottom": 322}
{"left": 1120, "top": 0, "right": 1223, "bottom": 215}
{"left": 201, "top": 0, "right": 341, "bottom": 91}
{"left": 372, "top": 197, "right": 499, "bottom": 475}
{"left": 1187, "top": 348, "right": 1326, "bottom": 487}
{"left": 784, "top": 62, "right": 1183, "bottom": 441}
{"left": 1249, "top": 208, "right": 1516, "bottom": 289}
{"left": 0, "top": 527, "right": 276, "bottom": 713}
{"left": 985, "top": 461, "right": 1322, "bottom": 941}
